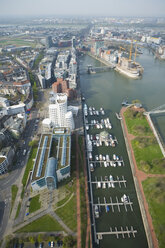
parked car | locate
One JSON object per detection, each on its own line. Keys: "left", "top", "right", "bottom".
{"left": 25, "top": 212, "right": 29, "bottom": 216}
{"left": 51, "top": 241, "right": 54, "bottom": 247}
{"left": 39, "top": 243, "right": 43, "bottom": 248}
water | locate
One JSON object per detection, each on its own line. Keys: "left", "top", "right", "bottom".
{"left": 79, "top": 50, "right": 165, "bottom": 248}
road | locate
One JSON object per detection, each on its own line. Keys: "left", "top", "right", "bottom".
{"left": 0, "top": 106, "right": 40, "bottom": 240}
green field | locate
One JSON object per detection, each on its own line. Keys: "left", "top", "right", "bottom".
{"left": 124, "top": 108, "right": 153, "bottom": 136}
{"left": 124, "top": 108, "right": 165, "bottom": 173}
{"left": 16, "top": 215, "right": 64, "bottom": 233}
{"left": 0, "top": 38, "right": 36, "bottom": 48}
{"left": 143, "top": 178, "right": 165, "bottom": 248}
{"left": 22, "top": 147, "right": 37, "bottom": 187}
{"left": 15, "top": 201, "right": 21, "bottom": 219}
{"left": 11, "top": 185, "right": 18, "bottom": 213}
{"left": 29, "top": 194, "right": 41, "bottom": 213}
{"left": 55, "top": 194, "right": 77, "bottom": 232}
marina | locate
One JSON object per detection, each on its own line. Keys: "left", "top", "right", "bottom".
{"left": 79, "top": 51, "right": 159, "bottom": 248}
{"left": 83, "top": 103, "right": 140, "bottom": 246}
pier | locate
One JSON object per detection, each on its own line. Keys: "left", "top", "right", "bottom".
{"left": 97, "top": 226, "right": 137, "bottom": 241}
{"left": 94, "top": 196, "right": 133, "bottom": 213}
{"left": 91, "top": 159, "right": 125, "bottom": 167}
{"left": 91, "top": 176, "right": 127, "bottom": 188}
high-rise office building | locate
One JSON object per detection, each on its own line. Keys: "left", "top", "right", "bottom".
{"left": 49, "top": 93, "right": 74, "bottom": 130}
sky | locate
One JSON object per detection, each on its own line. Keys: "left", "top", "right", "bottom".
{"left": 0, "top": 0, "right": 165, "bottom": 18}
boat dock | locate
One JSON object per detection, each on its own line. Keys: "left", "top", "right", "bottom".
{"left": 91, "top": 176, "right": 127, "bottom": 188}
{"left": 95, "top": 196, "right": 133, "bottom": 213}
{"left": 91, "top": 159, "right": 125, "bottom": 167}
{"left": 97, "top": 226, "right": 137, "bottom": 241}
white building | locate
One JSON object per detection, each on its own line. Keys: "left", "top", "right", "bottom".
{"left": 65, "top": 111, "right": 75, "bottom": 130}
{"left": 48, "top": 94, "right": 74, "bottom": 131}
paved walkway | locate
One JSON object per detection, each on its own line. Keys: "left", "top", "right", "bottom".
{"left": 81, "top": 139, "right": 92, "bottom": 248}
{"left": 120, "top": 107, "right": 159, "bottom": 248}
{"left": 76, "top": 133, "right": 81, "bottom": 248}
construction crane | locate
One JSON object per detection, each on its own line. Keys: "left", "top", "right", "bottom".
{"left": 119, "top": 46, "right": 126, "bottom": 53}
{"left": 129, "top": 41, "right": 133, "bottom": 61}
{"left": 134, "top": 44, "right": 138, "bottom": 62}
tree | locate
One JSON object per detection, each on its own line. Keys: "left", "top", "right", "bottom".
{"left": 29, "top": 236, "right": 35, "bottom": 244}
{"left": 63, "top": 235, "right": 76, "bottom": 248}
{"left": 28, "top": 139, "right": 38, "bottom": 147}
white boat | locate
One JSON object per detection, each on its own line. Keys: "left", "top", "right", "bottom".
{"left": 90, "top": 163, "right": 94, "bottom": 172}
{"left": 106, "top": 155, "right": 110, "bottom": 161}
{"left": 102, "top": 182, "right": 106, "bottom": 189}
{"left": 108, "top": 182, "right": 111, "bottom": 188}
{"left": 113, "top": 154, "right": 117, "bottom": 160}
{"left": 111, "top": 182, "right": 115, "bottom": 188}
{"left": 118, "top": 161, "right": 122, "bottom": 166}
{"left": 97, "top": 182, "right": 101, "bottom": 189}
{"left": 86, "top": 125, "right": 89, "bottom": 131}
{"left": 116, "top": 155, "right": 119, "bottom": 161}
{"left": 104, "top": 161, "right": 107, "bottom": 167}
{"left": 109, "top": 175, "right": 113, "bottom": 181}
{"left": 95, "top": 155, "right": 99, "bottom": 161}
{"left": 105, "top": 176, "right": 108, "bottom": 181}
{"left": 121, "top": 194, "right": 129, "bottom": 203}
{"left": 94, "top": 205, "right": 99, "bottom": 218}
{"left": 99, "top": 154, "right": 103, "bottom": 160}
{"left": 89, "top": 152, "right": 92, "bottom": 160}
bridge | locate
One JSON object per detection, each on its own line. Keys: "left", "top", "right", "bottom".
{"left": 145, "top": 104, "right": 165, "bottom": 115}
{"left": 79, "top": 65, "right": 113, "bottom": 74}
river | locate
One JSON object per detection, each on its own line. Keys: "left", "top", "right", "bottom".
{"left": 79, "top": 49, "right": 165, "bottom": 248}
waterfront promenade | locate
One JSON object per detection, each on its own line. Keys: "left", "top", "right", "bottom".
{"left": 120, "top": 107, "right": 158, "bottom": 248}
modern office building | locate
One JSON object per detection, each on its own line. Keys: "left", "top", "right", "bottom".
{"left": 31, "top": 127, "right": 71, "bottom": 191}
{"left": 49, "top": 93, "right": 74, "bottom": 130}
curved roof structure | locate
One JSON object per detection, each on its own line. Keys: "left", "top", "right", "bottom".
{"left": 45, "top": 157, "right": 57, "bottom": 178}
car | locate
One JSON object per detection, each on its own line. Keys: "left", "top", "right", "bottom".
{"left": 39, "top": 243, "right": 43, "bottom": 248}
{"left": 48, "top": 241, "right": 51, "bottom": 247}
{"left": 25, "top": 212, "right": 29, "bottom": 216}
{"left": 51, "top": 241, "right": 54, "bottom": 247}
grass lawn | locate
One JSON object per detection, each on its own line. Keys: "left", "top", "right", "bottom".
{"left": 55, "top": 194, "right": 77, "bottom": 232}
{"left": 15, "top": 202, "right": 21, "bottom": 219}
{"left": 11, "top": 185, "right": 18, "bottom": 213}
{"left": 0, "top": 38, "right": 36, "bottom": 48}
{"left": 132, "top": 139, "right": 164, "bottom": 173}
{"left": 22, "top": 147, "right": 37, "bottom": 187}
{"left": 16, "top": 215, "right": 64, "bottom": 233}
{"left": 124, "top": 108, "right": 165, "bottom": 173}
{"left": 56, "top": 193, "right": 72, "bottom": 208}
{"left": 29, "top": 195, "right": 41, "bottom": 213}
{"left": 142, "top": 178, "right": 165, "bottom": 248}
{"left": 124, "top": 108, "right": 153, "bottom": 136}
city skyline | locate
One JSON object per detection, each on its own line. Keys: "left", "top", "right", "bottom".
{"left": 0, "top": 0, "right": 165, "bottom": 18}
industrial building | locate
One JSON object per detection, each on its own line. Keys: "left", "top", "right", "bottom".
{"left": 31, "top": 127, "right": 71, "bottom": 191}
